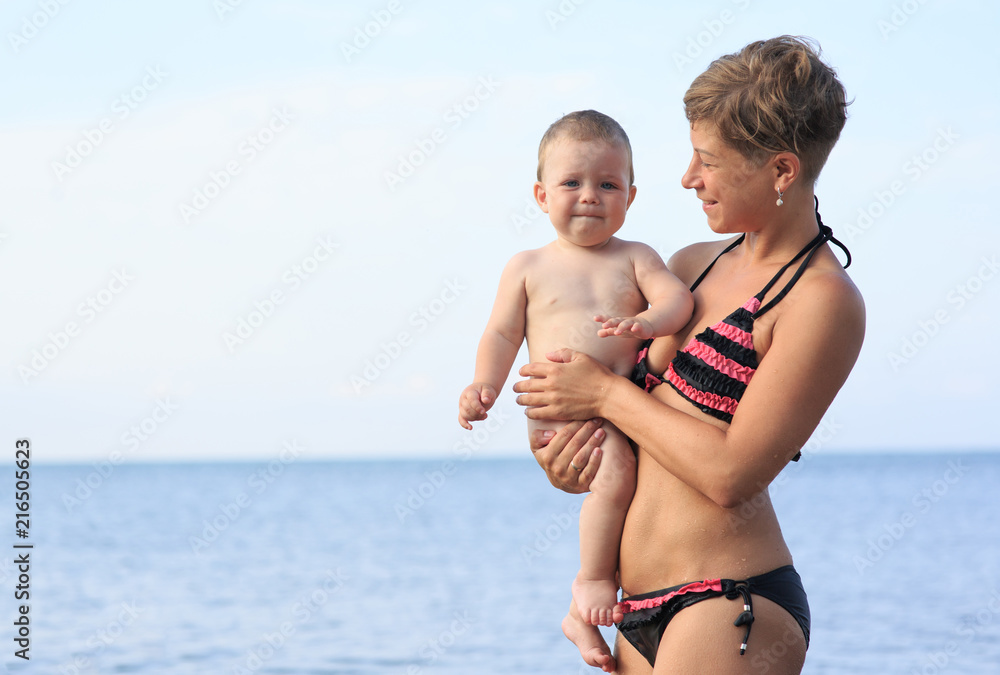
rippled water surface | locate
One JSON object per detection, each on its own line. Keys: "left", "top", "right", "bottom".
{"left": 10, "top": 453, "right": 1000, "bottom": 673}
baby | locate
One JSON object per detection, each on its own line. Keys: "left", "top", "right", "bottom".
{"left": 458, "top": 110, "right": 693, "bottom": 669}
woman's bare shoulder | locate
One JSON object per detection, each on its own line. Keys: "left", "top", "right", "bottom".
{"left": 665, "top": 238, "right": 741, "bottom": 287}
{"left": 799, "top": 262, "right": 866, "bottom": 324}
{"left": 775, "top": 259, "right": 866, "bottom": 356}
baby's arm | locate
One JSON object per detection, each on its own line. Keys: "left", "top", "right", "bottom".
{"left": 597, "top": 243, "right": 693, "bottom": 339}
{"left": 459, "top": 253, "right": 530, "bottom": 429}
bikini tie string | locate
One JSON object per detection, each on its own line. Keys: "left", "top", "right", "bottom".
{"left": 815, "top": 196, "right": 852, "bottom": 269}
{"left": 725, "top": 581, "right": 755, "bottom": 656}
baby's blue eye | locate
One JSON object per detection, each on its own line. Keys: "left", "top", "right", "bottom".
{"left": 601, "top": 182, "right": 618, "bottom": 190}
{"left": 564, "top": 180, "right": 579, "bottom": 187}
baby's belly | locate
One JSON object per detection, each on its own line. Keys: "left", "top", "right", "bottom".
{"left": 526, "top": 327, "right": 640, "bottom": 378}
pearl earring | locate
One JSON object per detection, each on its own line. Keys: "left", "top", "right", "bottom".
{"left": 776, "top": 189, "right": 784, "bottom": 207}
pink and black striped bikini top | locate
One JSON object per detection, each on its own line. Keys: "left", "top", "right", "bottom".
{"left": 632, "top": 206, "right": 850, "bottom": 453}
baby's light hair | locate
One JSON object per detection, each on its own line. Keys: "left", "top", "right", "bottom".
{"left": 537, "top": 110, "right": 634, "bottom": 185}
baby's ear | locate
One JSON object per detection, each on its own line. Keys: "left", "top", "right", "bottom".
{"left": 626, "top": 184, "right": 637, "bottom": 210}
{"left": 533, "top": 182, "right": 550, "bottom": 213}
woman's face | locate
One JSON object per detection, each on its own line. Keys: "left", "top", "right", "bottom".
{"left": 681, "top": 121, "right": 774, "bottom": 234}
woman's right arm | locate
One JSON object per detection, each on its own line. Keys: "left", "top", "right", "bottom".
{"left": 517, "top": 270, "right": 865, "bottom": 509}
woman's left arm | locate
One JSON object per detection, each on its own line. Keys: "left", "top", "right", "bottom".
{"left": 516, "top": 273, "right": 865, "bottom": 508}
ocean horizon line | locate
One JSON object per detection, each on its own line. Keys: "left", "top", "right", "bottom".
{"left": 27, "top": 446, "right": 1000, "bottom": 468}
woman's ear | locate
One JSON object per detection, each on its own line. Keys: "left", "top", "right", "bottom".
{"left": 773, "top": 152, "right": 801, "bottom": 193}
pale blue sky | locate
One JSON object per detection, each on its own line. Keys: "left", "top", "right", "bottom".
{"left": 2, "top": 0, "right": 998, "bottom": 463}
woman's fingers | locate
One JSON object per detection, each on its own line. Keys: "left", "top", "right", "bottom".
{"left": 544, "top": 348, "right": 576, "bottom": 364}
{"left": 575, "top": 445, "right": 602, "bottom": 489}
{"left": 528, "top": 419, "right": 604, "bottom": 493}
{"left": 513, "top": 364, "right": 553, "bottom": 410}
{"left": 516, "top": 349, "right": 577, "bottom": 381}
{"left": 568, "top": 421, "right": 604, "bottom": 485}
{"left": 516, "top": 351, "right": 606, "bottom": 420}
{"left": 528, "top": 427, "right": 557, "bottom": 453}
{"left": 516, "top": 361, "right": 549, "bottom": 381}
{"left": 522, "top": 403, "right": 553, "bottom": 420}
{"left": 557, "top": 419, "right": 605, "bottom": 491}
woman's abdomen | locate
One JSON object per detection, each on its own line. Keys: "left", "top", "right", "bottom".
{"left": 618, "top": 448, "right": 793, "bottom": 597}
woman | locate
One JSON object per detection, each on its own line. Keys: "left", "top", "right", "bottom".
{"left": 514, "top": 36, "right": 865, "bottom": 674}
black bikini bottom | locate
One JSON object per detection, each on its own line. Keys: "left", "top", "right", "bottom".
{"left": 616, "top": 565, "right": 810, "bottom": 667}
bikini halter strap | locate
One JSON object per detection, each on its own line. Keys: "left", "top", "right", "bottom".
{"left": 687, "top": 197, "right": 852, "bottom": 312}
{"left": 753, "top": 198, "right": 852, "bottom": 318}
{"left": 688, "top": 235, "right": 745, "bottom": 293}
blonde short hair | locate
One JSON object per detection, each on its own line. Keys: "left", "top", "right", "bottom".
{"left": 684, "top": 36, "right": 848, "bottom": 184}
{"left": 537, "top": 110, "right": 634, "bottom": 185}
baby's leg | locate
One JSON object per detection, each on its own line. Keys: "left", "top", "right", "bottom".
{"left": 528, "top": 418, "right": 635, "bottom": 626}
{"left": 573, "top": 422, "right": 635, "bottom": 626}
{"left": 527, "top": 418, "right": 626, "bottom": 671}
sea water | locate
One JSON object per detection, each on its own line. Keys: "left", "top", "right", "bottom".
{"left": 6, "top": 452, "right": 1000, "bottom": 674}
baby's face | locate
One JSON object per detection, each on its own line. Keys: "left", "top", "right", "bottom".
{"left": 534, "top": 138, "right": 635, "bottom": 249}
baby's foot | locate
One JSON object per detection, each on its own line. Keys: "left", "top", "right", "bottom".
{"left": 562, "top": 607, "right": 617, "bottom": 673}
{"left": 572, "top": 575, "right": 623, "bottom": 626}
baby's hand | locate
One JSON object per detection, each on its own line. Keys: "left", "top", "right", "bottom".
{"left": 458, "top": 383, "right": 498, "bottom": 430}
{"left": 595, "top": 315, "right": 655, "bottom": 339}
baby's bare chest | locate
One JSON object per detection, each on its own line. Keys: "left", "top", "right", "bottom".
{"left": 525, "top": 261, "right": 646, "bottom": 319}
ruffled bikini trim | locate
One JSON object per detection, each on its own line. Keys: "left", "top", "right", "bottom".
{"left": 670, "top": 354, "right": 748, "bottom": 400}
{"left": 620, "top": 579, "right": 724, "bottom": 613}
{"left": 665, "top": 363, "right": 739, "bottom": 417}
{"left": 696, "top": 329, "right": 757, "bottom": 369}
{"left": 682, "top": 341, "right": 755, "bottom": 384}
{"left": 711, "top": 319, "right": 754, "bottom": 350}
